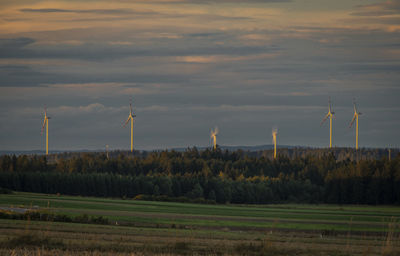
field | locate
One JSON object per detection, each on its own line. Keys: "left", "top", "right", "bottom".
{"left": 0, "top": 192, "right": 399, "bottom": 255}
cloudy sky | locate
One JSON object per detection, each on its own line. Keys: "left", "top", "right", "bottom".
{"left": 0, "top": 0, "right": 399, "bottom": 151}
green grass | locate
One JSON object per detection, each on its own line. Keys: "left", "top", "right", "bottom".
{"left": 0, "top": 192, "right": 399, "bottom": 234}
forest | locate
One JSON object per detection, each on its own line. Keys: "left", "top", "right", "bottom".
{"left": 0, "top": 147, "right": 399, "bottom": 205}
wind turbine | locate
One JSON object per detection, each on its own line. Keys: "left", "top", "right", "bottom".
{"left": 210, "top": 127, "right": 218, "bottom": 150}
{"left": 123, "top": 99, "right": 136, "bottom": 153}
{"left": 41, "top": 105, "right": 51, "bottom": 155}
{"left": 321, "top": 97, "right": 335, "bottom": 148}
{"left": 349, "top": 98, "right": 362, "bottom": 150}
{"left": 272, "top": 129, "right": 277, "bottom": 159}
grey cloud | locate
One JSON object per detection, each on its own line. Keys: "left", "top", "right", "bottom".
{"left": 351, "top": 11, "right": 399, "bottom": 16}
{"left": 186, "top": 32, "right": 223, "bottom": 38}
{"left": 58, "top": 13, "right": 251, "bottom": 23}
{"left": 184, "top": 31, "right": 241, "bottom": 41}
{"left": 0, "top": 37, "right": 35, "bottom": 49}
{"left": 9, "top": 103, "right": 123, "bottom": 118}
{"left": 0, "top": 65, "right": 191, "bottom": 87}
{"left": 282, "top": 26, "right": 400, "bottom": 54}
{"left": 0, "top": 65, "right": 53, "bottom": 87}
{"left": 351, "top": 0, "right": 400, "bottom": 16}
{"left": 338, "top": 63, "right": 400, "bottom": 74}
{"left": 345, "top": 16, "right": 400, "bottom": 25}
{"left": 19, "top": 8, "right": 157, "bottom": 15}
{"left": 0, "top": 37, "right": 280, "bottom": 61}
{"left": 194, "top": 14, "right": 252, "bottom": 21}
{"left": 193, "top": 0, "right": 291, "bottom": 2}
{"left": 56, "top": 16, "right": 152, "bottom": 23}
{"left": 144, "top": 0, "right": 291, "bottom": 3}
{"left": 19, "top": 8, "right": 252, "bottom": 22}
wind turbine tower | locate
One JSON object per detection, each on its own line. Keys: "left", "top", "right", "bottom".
{"left": 210, "top": 127, "right": 219, "bottom": 150}
{"left": 349, "top": 98, "right": 362, "bottom": 150}
{"left": 272, "top": 129, "right": 277, "bottom": 159}
{"left": 123, "top": 99, "right": 136, "bottom": 152}
{"left": 321, "top": 97, "right": 335, "bottom": 148}
{"left": 41, "top": 105, "right": 51, "bottom": 155}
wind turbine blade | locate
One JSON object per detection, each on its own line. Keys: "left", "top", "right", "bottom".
{"left": 349, "top": 114, "right": 356, "bottom": 128}
{"left": 352, "top": 97, "right": 358, "bottom": 113}
{"left": 41, "top": 119, "right": 46, "bottom": 134}
{"left": 123, "top": 116, "right": 131, "bottom": 127}
{"left": 328, "top": 97, "right": 332, "bottom": 112}
{"left": 320, "top": 113, "right": 329, "bottom": 125}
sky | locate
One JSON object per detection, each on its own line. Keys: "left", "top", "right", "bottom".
{"left": 0, "top": 0, "right": 399, "bottom": 151}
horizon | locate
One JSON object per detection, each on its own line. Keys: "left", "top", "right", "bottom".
{"left": 1, "top": 0, "right": 399, "bottom": 150}
{"left": 1, "top": 144, "right": 398, "bottom": 154}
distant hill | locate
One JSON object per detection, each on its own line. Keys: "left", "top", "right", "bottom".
{"left": 0, "top": 145, "right": 296, "bottom": 156}
{"left": 168, "top": 144, "right": 297, "bottom": 152}
{"left": 0, "top": 149, "right": 99, "bottom": 156}
{"left": 1, "top": 145, "right": 398, "bottom": 162}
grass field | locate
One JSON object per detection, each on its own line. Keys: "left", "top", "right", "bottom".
{"left": 0, "top": 192, "right": 399, "bottom": 255}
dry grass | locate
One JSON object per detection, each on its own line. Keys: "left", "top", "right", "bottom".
{"left": 381, "top": 217, "right": 400, "bottom": 256}
{"left": 0, "top": 219, "right": 399, "bottom": 256}
{"left": 1, "top": 249, "right": 180, "bottom": 256}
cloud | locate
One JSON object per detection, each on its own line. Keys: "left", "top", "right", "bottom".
{"left": 0, "top": 37, "right": 280, "bottom": 61}
{"left": 139, "top": 105, "right": 169, "bottom": 112}
{"left": 130, "top": 0, "right": 291, "bottom": 3}
{"left": 338, "top": 63, "right": 400, "bottom": 74}
{"left": 0, "top": 65, "right": 75, "bottom": 87}
{"left": 351, "top": 16, "right": 400, "bottom": 25}
{"left": 351, "top": 0, "right": 400, "bottom": 16}
{"left": 0, "top": 64, "right": 193, "bottom": 87}
{"left": 48, "top": 82, "right": 173, "bottom": 96}
{"left": 0, "top": 37, "right": 35, "bottom": 49}
{"left": 186, "top": 32, "right": 226, "bottom": 38}
{"left": 54, "top": 103, "right": 121, "bottom": 115}
{"left": 12, "top": 103, "right": 125, "bottom": 117}
{"left": 19, "top": 8, "right": 158, "bottom": 15}
{"left": 18, "top": 7, "right": 251, "bottom": 22}
{"left": 193, "top": 104, "right": 323, "bottom": 113}
{"left": 132, "top": 104, "right": 324, "bottom": 114}
{"left": 0, "top": 64, "right": 53, "bottom": 87}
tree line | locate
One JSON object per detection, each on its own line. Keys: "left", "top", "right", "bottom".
{"left": 0, "top": 147, "right": 399, "bottom": 205}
